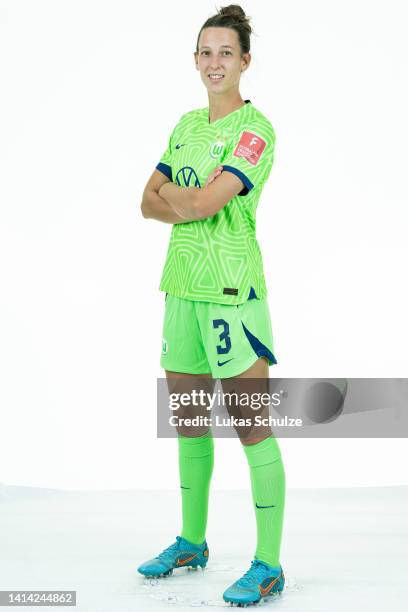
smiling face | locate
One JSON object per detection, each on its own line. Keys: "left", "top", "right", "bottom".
{"left": 194, "top": 27, "right": 251, "bottom": 96}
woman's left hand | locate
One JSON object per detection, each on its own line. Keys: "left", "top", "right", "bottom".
{"left": 204, "top": 165, "right": 223, "bottom": 187}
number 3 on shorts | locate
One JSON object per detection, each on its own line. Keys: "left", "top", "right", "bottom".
{"left": 212, "top": 319, "right": 231, "bottom": 354}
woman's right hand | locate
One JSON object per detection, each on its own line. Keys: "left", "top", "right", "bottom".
{"left": 204, "top": 165, "right": 223, "bottom": 187}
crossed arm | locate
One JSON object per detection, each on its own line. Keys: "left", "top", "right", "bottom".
{"left": 140, "top": 166, "right": 244, "bottom": 224}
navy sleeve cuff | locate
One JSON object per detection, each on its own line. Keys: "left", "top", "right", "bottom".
{"left": 156, "top": 162, "right": 172, "bottom": 181}
{"left": 222, "top": 165, "right": 254, "bottom": 196}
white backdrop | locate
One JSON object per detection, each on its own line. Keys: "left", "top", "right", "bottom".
{"left": 1, "top": 0, "right": 407, "bottom": 490}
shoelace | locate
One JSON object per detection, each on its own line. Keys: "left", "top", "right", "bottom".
{"left": 237, "top": 560, "right": 272, "bottom": 587}
{"left": 157, "top": 536, "right": 182, "bottom": 560}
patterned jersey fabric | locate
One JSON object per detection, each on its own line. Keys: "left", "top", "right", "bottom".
{"left": 156, "top": 100, "right": 276, "bottom": 305}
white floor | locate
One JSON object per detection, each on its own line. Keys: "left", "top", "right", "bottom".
{"left": 1, "top": 485, "right": 407, "bottom": 611}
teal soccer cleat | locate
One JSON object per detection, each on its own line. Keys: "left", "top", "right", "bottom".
{"left": 137, "top": 535, "right": 209, "bottom": 578}
{"left": 223, "top": 559, "right": 285, "bottom": 606}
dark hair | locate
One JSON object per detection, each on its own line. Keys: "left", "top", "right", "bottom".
{"left": 195, "top": 4, "right": 252, "bottom": 55}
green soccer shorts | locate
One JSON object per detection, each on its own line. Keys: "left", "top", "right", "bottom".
{"left": 160, "top": 292, "right": 277, "bottom": 379}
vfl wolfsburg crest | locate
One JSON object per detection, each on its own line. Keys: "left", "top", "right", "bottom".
{"left": 162, "top": 338, "right": 168, "bottom": 355}
{"left": 209, "top": 140, "right": 225, "bottom": 159}
{"left": 209, "top": 128, "right": 231, "bottom": 159}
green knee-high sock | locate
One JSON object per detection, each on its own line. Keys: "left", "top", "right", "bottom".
{"left": 178, "top": 430, "right": 214, "bottom": 546}
{"left": 243, "top": 436, "right": 285, "bottom": 567}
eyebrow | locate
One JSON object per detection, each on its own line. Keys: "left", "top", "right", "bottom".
{"left": 199, "top": 45, "right": 234, "bottom": 50}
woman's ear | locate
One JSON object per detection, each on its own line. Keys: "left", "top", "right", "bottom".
{"left": 241, "top": 52, "right": 251, "bottom": 73}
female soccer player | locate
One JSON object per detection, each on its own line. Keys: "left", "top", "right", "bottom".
{"left": 138, "top": 5, "right": 286, "bottom": 606}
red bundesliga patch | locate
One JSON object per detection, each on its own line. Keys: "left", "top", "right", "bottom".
{"left": 233, "top": 131, "right": 266, "bottom": 166}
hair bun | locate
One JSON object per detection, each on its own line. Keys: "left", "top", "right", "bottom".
{"left": 196, "top": 4, "right": 252, "bottom": 53}
{"left": 219, "top": 4, "right": 247, "bottom": 21}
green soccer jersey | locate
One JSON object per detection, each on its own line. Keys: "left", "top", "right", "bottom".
{"left": 156, "top": 99, "right": 276, "bottom": 305}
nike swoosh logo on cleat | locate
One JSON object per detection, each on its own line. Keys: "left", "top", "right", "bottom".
{"left": 176, "top": 553, "right": 198, "bottom": 566}
{"left": 256, "top": 503, "right": 275, "bottom": 508}
{"left": 259, "top": 576, "right": 279, "bottom": 596}
{"left": 217, "top": 358, "right": 233, "bottom": 366}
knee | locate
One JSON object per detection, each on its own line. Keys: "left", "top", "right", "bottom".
{"left": 240, "top": 434, "right": 271, "bottom": 446}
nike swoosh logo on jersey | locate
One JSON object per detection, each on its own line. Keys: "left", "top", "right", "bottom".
{"left": 256, "top": 503, "right": 276, "bottom": 509}
{"left": 217, "top": 358, "right": 234, "bottom": 366}
{"left": 175, "top": 143, "right": 186, "bottom": 149}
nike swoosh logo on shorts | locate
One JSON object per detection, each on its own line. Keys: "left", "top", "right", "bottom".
{"left": 217, "top": 358, "right": 233, "bottom": 366}
{"left": 175, "top": 143, "right": 186, "bottom": 149}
